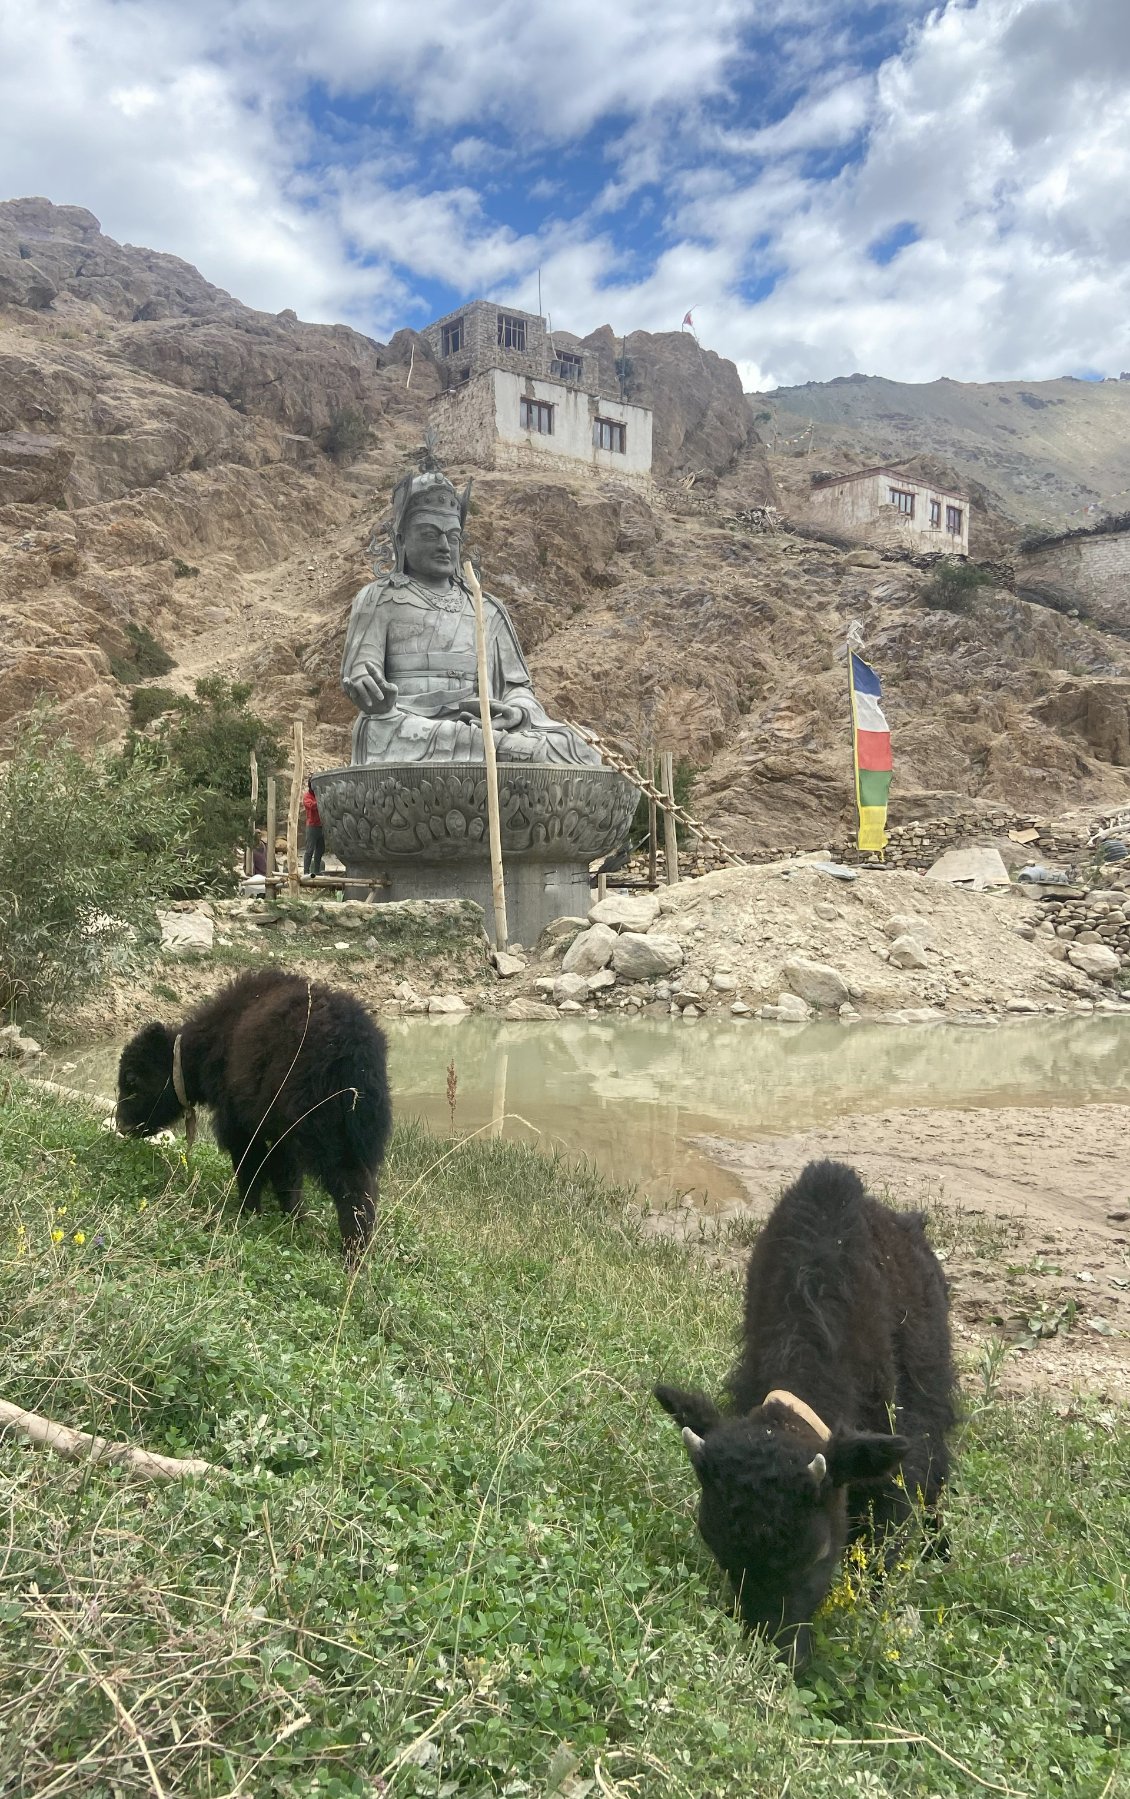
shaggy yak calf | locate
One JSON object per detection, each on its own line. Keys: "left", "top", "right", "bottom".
{"left": 117, "top": 969, "right": 392, "bottom": 1259}
{"left": 656, "top": 1159, "right": 954, "bottom": 1666}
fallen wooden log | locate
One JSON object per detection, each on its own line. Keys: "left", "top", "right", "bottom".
{"left": 0, "top": 1399, "right": 213, "bottom": 1482}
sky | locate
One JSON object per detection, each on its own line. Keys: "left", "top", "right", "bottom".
{"left": 1, "top": 0, "right": 1128, "bottom": 390}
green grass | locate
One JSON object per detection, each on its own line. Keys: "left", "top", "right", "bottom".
{"left": 0, "top": 1088, "right": 1126, "bottom": 1797}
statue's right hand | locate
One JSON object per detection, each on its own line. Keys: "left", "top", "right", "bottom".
{"left": 345, "top": 662, "right": 399, "bottom": 716}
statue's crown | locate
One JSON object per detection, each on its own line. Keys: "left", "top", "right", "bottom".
{"left": 394, "top": 471, "right": 464, "bottom": 528}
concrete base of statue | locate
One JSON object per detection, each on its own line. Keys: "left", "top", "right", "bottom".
{"left": 312, "top": 762, "right": 639, "bottom": 945}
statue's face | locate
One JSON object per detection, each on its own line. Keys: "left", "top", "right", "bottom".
{"left": 402, "top": 507, "right": 462, "bottom": 585}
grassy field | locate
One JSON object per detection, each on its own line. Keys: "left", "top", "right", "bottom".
{"left": 0, "top": 1085, "right": 1126, "bottom": 1798}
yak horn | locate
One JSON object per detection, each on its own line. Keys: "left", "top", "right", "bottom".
{"left": 681, "top": 1427, "right": 705, "bottom": 1462}
{"left": 808, "top": 1452, "right": 827, "bottom": 1483}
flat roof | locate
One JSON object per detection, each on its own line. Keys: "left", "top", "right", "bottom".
{"left": 811, "top": 464, "right": 969, "bottom": 502}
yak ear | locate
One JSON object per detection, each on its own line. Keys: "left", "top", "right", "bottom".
{"left": 653, "top": 1384, "right": 722, "bottom": 1438}
{"left": 827, "top": 1432, "right": 910, "bottom": 1486}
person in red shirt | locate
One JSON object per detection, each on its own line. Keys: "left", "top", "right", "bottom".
{"left": 302, "top": 779, "right": 325, "bottom": 878}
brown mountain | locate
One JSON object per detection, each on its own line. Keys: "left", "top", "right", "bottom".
{"left": 1, "top": 198, "right": 1128, "bottom": 851}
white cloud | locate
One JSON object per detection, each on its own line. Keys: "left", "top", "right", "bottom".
{"left": 1, "top": 0, "right": 1128, "bottom": 387}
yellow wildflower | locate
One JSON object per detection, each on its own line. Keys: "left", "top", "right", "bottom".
{"left": 51, "top": 1228, "right": 64, "bottom": 1244}
{"left": 73, "top": 1231, "right": 86, "bottom": 1246}
{"left": 55, "top": 1205, "right": 67, "bottom": 1218}
{"left": 138, "top": 1198, "right": 148, "bottom": 1212}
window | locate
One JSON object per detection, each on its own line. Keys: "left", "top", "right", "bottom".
{"left": 552, "top": 351, "right": 584, "bottom": 383}
{"left": 498, "top": 313, "right": 527, "bottom": 351}
{"left": 520, "top": 396, "right": 554, "bottom": 434}
{"left": 440, "top": 317, "right": 464, "bottom": 356}
{"left": 888, "top": 487, "right": 915, "bottom": 516}
{"left": 946, "top": 505, "right": 963, "bottom": 535}
{"left": 594, "top": 417, "right": 626, "bottom": 453}
{"left": 929, "top": 498, "right": 941, "bottom": 527}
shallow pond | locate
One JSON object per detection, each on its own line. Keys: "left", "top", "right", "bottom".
{"left": 46, "top": 1013, "right": 1130, "bottom": 1210}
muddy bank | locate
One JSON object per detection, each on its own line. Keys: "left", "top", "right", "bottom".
{"left": 682, "top": 1103, "right": 1130, "bottom": 1402}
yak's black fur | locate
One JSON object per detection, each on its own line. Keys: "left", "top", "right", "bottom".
{"left": 117, "top": 969, "right": 391, "bottom": 1258}
{"left": 655, "top": 1159, "right": 954, "bottom": 1665}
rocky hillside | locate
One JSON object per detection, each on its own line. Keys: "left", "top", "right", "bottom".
{"left": 1, "top": 198, "right": 1129, "bottom": 851}
{"left": 754, "top": 371, "right": 1130, "bottom": 543}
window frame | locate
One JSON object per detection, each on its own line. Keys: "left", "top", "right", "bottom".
{"left": 888, "top": 486, "right": 915, "bottom": 517}
{"left": 520, "top": 395, "right": 554, "bottom": 435}
{"left": 552, "top": 351, "right": 584, "bottom": 383}
{"left": 946, "top": 504, "right": 963, "bottom": 535}
{"left": 594, "top": 416, "right": 627, "bottom": 454}
{"left": 929, "top": 498, "right": 942, "bottom": 527}
{"left": 440, "top": 317, "right": 465, "bottom": 357}
{"left": 497, "top": 312, "right": 527, "bottom": 352}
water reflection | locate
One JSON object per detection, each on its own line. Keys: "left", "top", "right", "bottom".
{"left": 44, "top": 1015, "right": 1130, "bottom": 1212}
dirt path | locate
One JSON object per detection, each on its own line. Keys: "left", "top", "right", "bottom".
{"left": 673, "top": 1105, "right": 1130, "bottom": 1402}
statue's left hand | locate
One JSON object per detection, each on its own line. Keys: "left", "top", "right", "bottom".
{"left": 489, "top": 703, "right": 525, "bottom": 731}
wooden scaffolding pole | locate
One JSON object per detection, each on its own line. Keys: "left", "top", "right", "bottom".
{"left": 462, "top": 559, "right": 509, "bottom": 950}
{"left": 287, "top": 719, "right": 304, "bottom": 894}
{"left": 647, "top": 752, "right": 658, "bottom": 890}
{"left": 265, "top": 775, "right": 277, "bottom": 879}
{"left": 660, "top": 750, "right": 680, "bottom": 885}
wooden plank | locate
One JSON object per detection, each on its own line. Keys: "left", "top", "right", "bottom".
{"left": 647, "top": 752, "right": 658, "bottom": 890}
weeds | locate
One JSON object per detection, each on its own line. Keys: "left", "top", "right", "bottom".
{"left": 0, "top": 1089, "right": 1125, "bottom": 1797}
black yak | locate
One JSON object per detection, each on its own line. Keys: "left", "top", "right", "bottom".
{"left": 116, "top": 969, "right": 392, "bottom": 1260}
{"left": 655, "top": 1159, "right": 954, "bottom": 1667}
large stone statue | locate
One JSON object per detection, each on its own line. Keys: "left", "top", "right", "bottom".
{"left": 341, "top": 471, "right": 600, "bottom": 767}
{"left": 317, "top": 468, "right": 636, "bottom": 943}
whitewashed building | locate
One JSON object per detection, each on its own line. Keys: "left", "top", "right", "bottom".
{"left": 423, "top": 299, "right": 653, "bottom": 482}
{"left": 806, "top": 466, "right": 970, "bottom": 554}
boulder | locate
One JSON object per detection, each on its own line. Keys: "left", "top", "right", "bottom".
{"left": 553, "top": 972, "right": 591, "bottom": 1004}
{"left": 782, "top": 956, "right": 849, "bottom": 1009}
{"left": 587, "top": 968, "right": 617, "bottom": 993}
{"left": 504, "top": 998, "right": 559, "bottom": 1020}
{"left": 711, "top": 972, "right": 737, "bottom": 992}
{"left": 588, "top": 892, "right": 662, "bottom": 932}
{"left": 611, "top": 933, "right": 683, "bottom": 979}
{"left": 557, "top": 999, "right": 586, "bottom": 1015}
{"left": 539, "top": 915, "right": 589, "bottom": 949}
{"left": 0, "top": 1024, "right": 43, "bottom": 1060}
{"left": 158, "top": 909, "right": 214, "bottom": 957}
{"left": 1067, "top": 943, "right": 1121, "bottom": 981}
{"left": 561, "top": 921, "right": 617, "bottom": 976}
{"left": 775, "top": 992, "right": 812, "bottom": 1023}
{"left": 888, "top": 934, "right": 930, "bottom": 971}
{"left": 427, "top": 994, "right": 468, "bottom": 1014}
{"left": 492, "top": 951, "right": 526, "bottom": 979}
{"left": 0, "top": 432, "right": 75, "bottom": 506}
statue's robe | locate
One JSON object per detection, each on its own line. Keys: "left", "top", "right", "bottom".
{"left": 341, "top": 572, "right": 600, "bottom": 767}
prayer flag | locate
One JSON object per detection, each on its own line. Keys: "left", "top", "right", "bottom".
{"left": 682, "top": 310, "right": 694, "bottom": 328}
{"left": 849, "top": 650, "right": 891, "bottom": 852}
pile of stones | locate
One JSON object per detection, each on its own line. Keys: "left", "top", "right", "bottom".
{"left": 1028, "top": 875, "right": 1130, "bottom": 980}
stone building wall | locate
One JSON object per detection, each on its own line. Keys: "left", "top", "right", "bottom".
{"left": 805, "top": 470, "right": 971, "bottom": 554}
{"left": 1016, "top": 529, "right": 1130, "bottom": 632}
{"left": 422, "top": 300, "right": 551, "bottom": 383}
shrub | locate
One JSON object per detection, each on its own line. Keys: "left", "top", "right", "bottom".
{"left": 0, "top": 719, "right": 192, "bottom": 1018}
{"left": 108, "top": 621, "right": 175, "bottom": 686}
{"left": 631, "top": 755, "right": 697, "bottom": 850}
{"left": 130, "top": 685, "right": 182, "bottom": 729}
{"left": 321, "top": 406, "right": 370, "bottom": 464}
{"left": 154, "top": 678, "right": 283, "bottom": 887}
{"left": 172, "top": 557, "right": 199, "bottom": 579}
{"left": 922, "top": 558, "right": 995, "bottom": 614}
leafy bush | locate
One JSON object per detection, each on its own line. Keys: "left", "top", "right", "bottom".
{"left": 130, "top": 685, "right": 182, "bottom": 728}
{"left": 108, "top": 621, "right": 176, "bottom": 685}
{"left": 172, "top": 557, "right": 199, "bottom": 579}
{"left": 0, "top": 720, "right": 192, "bottom": 1017}
{"left": 321, "top": 406, "right": 370, "bottom": 463}
{"left": 154, "top": 677, "right": 283, "bottom": 887}
{"left": 922, "top": 558, "right": 995, "bottom": 614}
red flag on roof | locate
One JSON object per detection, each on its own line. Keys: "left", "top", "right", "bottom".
{"left": 682, "top": 311, "right": 694, "bottom": 328}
